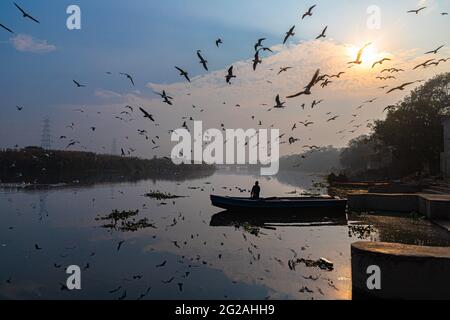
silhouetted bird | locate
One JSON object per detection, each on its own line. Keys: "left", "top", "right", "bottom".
{"left": 287, "top": 69, "right": 320, "bottom": 98}
{"left": 14, "top": 2, "right": 40, "bottom": 23}
{"left": 175, "top": 67, "right": 191, "bottom": 82}
{"left": 302, "top": 5, "right": 317, "bottom": 19}
{"left": 120, "top": 73, "right": 135, "bottom": 86}
{"left": 283, "top": 25, "right": 295, "bottom": 44}
{"left": 73, "top": 80, "right": 86, "bottom": 88}
{"left": 0, "top": 23, "right": 14, "bottom": 33}
{"left": 316, "top": 26, "right": 328, "bottom": 39}
{"left": 225, "top": 66, "right": 236, "bottom": 84}
{"left": 197, "top": 50, "right": 208, "bottom": 71}
{"left": 407, "top": 7, "right": 426, "bottom": 14}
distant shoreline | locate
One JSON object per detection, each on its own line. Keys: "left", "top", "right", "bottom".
{"left": 0, "top": 147, "right": 215, "bottom": 186}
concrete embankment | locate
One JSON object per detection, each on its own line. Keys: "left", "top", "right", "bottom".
{"left": 348, "top": 193, "right": 450, "bottom": 220}
{"left": 352, "top": 241, "right": 450, "bottom": 300}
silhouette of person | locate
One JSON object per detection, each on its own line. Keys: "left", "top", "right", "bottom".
{"left": 251, "top": 181, "right": 260, "bottom": 199}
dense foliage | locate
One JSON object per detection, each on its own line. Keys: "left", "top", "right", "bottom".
{"left": 341, "top": 72, "right": 450, "bottom": 178}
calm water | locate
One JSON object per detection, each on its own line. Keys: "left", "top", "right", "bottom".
{"left": 1, "top": 171, "right": 449, "bottom": 300}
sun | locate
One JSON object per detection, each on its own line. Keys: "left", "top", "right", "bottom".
{"left": 347, "top": 44, "right": 386, "bottom": 68}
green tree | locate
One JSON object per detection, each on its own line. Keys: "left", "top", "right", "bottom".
{"left": 372, "top": 72, "right": 450, "bottom": 175}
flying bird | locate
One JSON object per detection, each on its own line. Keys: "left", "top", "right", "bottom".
{"left": 155, "top": 90, "right": 173, "bottom": 105}
{"left": 273, "top": 94, "right": 286, "bottom": 109}
{"left": 252, "top": 50, "right": 262, "bottom": 71}
{"left": 215, "top": 38, "right": 223, "bottom": 47}
{"left": 425, "top": 45, "right": 445, "bottom": 55}
{"left": 225, "top": 66, "right": 236, "bottom": 84}
{"left": 316, "top": 26, "right": 328, "bottom": 39}
{"left": 327, "top": 115, "right": 339, "bottom": 122}
{"left": 330, "top": 72, "right": 345, "bottom": 78}
{"left": 139, "top": 107, "right": 155, "bottom": 121}
{"left": 73, "top": 80, "right": 86, "bottom": 88}
{"left": 120, "top": 73, "right": 135, "bottom": 86}
{"left": 407, "top": 7, "right": 426, "bottom": 14}
{"left": 287, "top": 69, "right": 320, "bottom": 98}
{"left": 283, "top": 25, "right": 295, "bottom": 45}
{"left": 386, "top": 81, "right": 420, "bottom": 94}
{"left": 302, "top": 5, "right": 317, "bottom": 19}
{"left": 321, "top": 79, "right": 332, "bottom": 88}
{"left": 14, "top": 2, "right": 40, "bottom": 23}
{"left": 413, "top": 59, "right": 435, "bottom": 70}
{"left": 254, "top": 38, "right": 266, "bottom": 51}
{"left": 348, "top": 42, "right": 372, "bottom": 65}
{"left": 175, "top": 67, "right": 190, "bottom": 82}
{"left": 311, "top": 99, "right": 323, "bottom": 109}
{"left": 197, "top": 50, "right": 208, "bottom": 71}
{"left": 278, "top": 67, "right": 292, "bottom": 75}
{"left": 299, "top": 121, "right": 314, "bottom": 127}
{"left": 376, "top": 75, "right": 396, "bottom": 80}
{"left": 0, "top": 23, "right": 14, "bottom": 34}
{"left": 372, "top": 58, "right": 391, "bottom": 68}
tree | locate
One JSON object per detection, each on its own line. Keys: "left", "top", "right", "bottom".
{"left": 340, "top": 135, "right": 374, "bottom": 173}
{"left": 372, "top": 72, "right": 450, "bottom": 176}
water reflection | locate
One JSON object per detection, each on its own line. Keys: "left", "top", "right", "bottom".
{"left": 210, "top": 211, "right": 348, "bottom": 228}
{"left": 0, "top": 171, "right": 448, "bottom": 300}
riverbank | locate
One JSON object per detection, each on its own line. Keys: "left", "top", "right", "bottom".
{"left": 0, "top": 148, "right": 215, "bottom": 185}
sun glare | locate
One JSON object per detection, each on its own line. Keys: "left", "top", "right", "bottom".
{"left": 347, "top": 43, "right": 387, "bottom": 68}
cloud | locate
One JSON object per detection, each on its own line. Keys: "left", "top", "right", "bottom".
{"left": 54, "top": 40, "right": 449, "bottom": 159}
{"left": 95, "top": 89, "right": 123, "bottom": 99}
{"left": 141, "top": 40, "right": 450, "bottom": 155}
{"left": 10, "top": 34, "right": 56, "bottom": 53}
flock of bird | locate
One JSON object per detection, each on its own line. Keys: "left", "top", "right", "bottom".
{"left": 3, "top": 2, "right": 449, "bottom": 161}
{"left": 1, "top": 2, "right": 450, "bottom": 299}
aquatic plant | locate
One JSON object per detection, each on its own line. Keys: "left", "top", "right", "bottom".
{"left": 95, "top": 209, "right": 156, "bottom": 232}
{"left": 144, "top": 191, "right": 184, "bottom": 200}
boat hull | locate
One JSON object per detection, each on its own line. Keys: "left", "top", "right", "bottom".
{"left": 210, "top": 195, "right": 347, "bottom": 213}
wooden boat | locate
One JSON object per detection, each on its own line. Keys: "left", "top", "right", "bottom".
{"left": 210, "top": 195, "right": 347, "bottom": 213}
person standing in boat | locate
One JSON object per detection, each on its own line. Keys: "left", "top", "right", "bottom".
{"left": 251, "top": 181, "right": 260, "bottom": 199}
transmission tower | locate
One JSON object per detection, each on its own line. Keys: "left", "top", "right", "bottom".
{"left": 40, "top": 117, "right": 52, "bottom": 150}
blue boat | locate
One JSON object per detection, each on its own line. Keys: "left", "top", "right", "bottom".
{"left": 210, "top": 195, "right": 347, "bottom": 213}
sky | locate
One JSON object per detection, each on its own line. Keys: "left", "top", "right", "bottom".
{"left": 0, "top": 0, "right": 449, "bottom": 158}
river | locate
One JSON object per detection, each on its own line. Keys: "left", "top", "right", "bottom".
{"left": 1, "top": 170, "right": 449, "bottom": 300}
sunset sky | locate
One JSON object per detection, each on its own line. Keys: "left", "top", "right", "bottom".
{"left": 0, "top": 0, "right": 449, "bottom": 157}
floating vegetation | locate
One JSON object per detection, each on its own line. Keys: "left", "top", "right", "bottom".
{"left": 240, "top": 223, "right": 261, "bottom": 236}
{"left": 95, "top": 209, "right": 156, "bottom": 232}
{"left": 289, "top": 257, "right": 334, "bottom": 271}
{"left": 144, "top": 190, "right": 185, "bottom": 200}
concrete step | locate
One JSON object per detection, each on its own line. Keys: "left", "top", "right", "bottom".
{"left": 426, "top": 186, "right": 450, "bottom": 194}
{"left": 421, "top": 188, "right": 444, "bottom": 195}
{"left": 429, "top": 182, "right": 450, "bottom": 188}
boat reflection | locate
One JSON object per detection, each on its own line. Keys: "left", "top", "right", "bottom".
{"left": 210, "top": 210, "right": 348, "bottom": 228}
